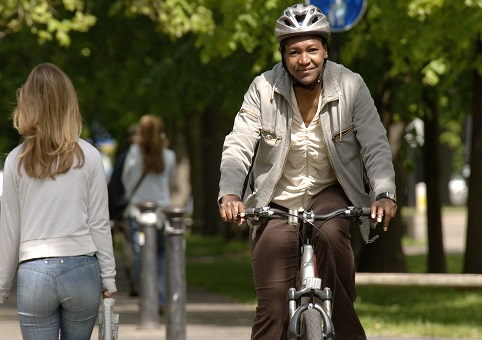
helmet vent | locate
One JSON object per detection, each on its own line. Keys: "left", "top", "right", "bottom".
{"left": 295, "top": 15, "right": 306, "bottom": 25}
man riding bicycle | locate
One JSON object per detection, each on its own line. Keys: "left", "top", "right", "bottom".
{"left": 218, "top": 4, "right": 397, "bottom": 339}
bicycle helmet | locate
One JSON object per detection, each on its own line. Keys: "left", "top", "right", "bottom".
{"left": 274, "top": 3, "right": 330, "bottom": 43}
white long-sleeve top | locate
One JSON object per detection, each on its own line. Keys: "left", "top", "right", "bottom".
{"left": 122, "top": 144, "right": 176, "bottom": 215}
{"left": 0, "top": 138, "right": 117, "bottom": 302}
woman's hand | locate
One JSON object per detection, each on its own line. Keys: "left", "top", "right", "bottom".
{"left": 103, "top": 291, "right": 117, "bottom": 299}
{"left": 370, "top": 198, "right": 398, "bottom": 231}
{"left": 219, "top": 195, "right": 246, "bottom": 226}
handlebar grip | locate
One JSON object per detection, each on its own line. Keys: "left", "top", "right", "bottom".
{"left": 235, "top": 207, "right": 271, "bottom": 219}
{"left": 346, "top": 206, "right": 371, "bottom": 216}
{"left": 245, "top": 208, "right": 256, "bottom": 214}
{"left": 235, "top": 208, "right": 256, "bottom": 219}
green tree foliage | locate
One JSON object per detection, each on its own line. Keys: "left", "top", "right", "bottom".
{"left": 195, "top": 0, "right": 286, "bottom": 71}
{"left": 1, "top": 0, "right": 482, "bottom": 272}
{"left": 341, "top": 0, "right": 482, "bottom": 272}
{"left": 112, "top": 0, "right": 214, "bottom": 38}
{"left": 0, "top": 0, "right": 96, "bottom": 46}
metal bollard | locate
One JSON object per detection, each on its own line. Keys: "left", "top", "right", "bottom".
{"left": 164, "top": 206, "right": 187, "bottom": 340}
{"left": 136, "top": 200, "right": 160, "bottom": 329}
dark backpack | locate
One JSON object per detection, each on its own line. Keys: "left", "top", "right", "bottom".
{"left": 108, "top": 151, "right": 128, "bottom": 220}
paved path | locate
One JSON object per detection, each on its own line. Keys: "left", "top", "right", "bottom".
{"left": 0, "top": 284, "right": 453, "bottom": 340}
{"left": 0, "top": 211, "right": 466, "bottom": 339}
{"left": 0, "top": 277, "right": 255, "bottom": 340}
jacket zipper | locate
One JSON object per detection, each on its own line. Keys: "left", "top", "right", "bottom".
{"left": 319, "top": 105, "right": 352, "bottom": 204}
{"left": 264, "top": 89, "right": 293, "bottom": 207}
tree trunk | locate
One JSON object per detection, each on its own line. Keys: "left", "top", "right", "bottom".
{"left": 423, "top": 92, "right": 447, "bottom": 273}
{"left": 185, "top": 112, "right": 205, "bottom": 233}
{"left": 201, "top": 108, "right": 225, "bottom": 236}
{"left": 464, "top": 39, "right": 482, "bottom": 273}
{"left": 186, "top": 108, "right": 234, "bottom": 237}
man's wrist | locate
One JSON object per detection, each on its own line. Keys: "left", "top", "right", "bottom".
{"left": 376, "top": 192, "right": 397, "bottom": 204}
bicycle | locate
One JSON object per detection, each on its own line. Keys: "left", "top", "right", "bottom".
{"left": 241, "top": 205, "right": 371, "bottom": 340}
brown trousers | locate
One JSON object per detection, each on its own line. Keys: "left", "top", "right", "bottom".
{"left": 249, "top": 184, "right": 366, "bottom": 340}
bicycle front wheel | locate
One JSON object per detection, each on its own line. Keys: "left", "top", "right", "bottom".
{"left": 300, "top": 308, "right": 323, "bottom": 340}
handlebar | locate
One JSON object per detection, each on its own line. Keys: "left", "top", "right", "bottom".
{"left": 239, "top": 206, "right": 371, "bottom": 225}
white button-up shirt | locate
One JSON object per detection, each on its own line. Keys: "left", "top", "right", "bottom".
{"left": 272, "top": 89, "right": 337, "bottom": 210}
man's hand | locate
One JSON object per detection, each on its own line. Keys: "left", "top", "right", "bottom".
{"left": 219, "top": 195, "right": 246, "bottom": 226}
{"left": 370, "top": 198, "right": 397, "bottom": 231}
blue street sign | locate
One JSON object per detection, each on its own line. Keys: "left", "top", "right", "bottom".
{"left": 307, "top": 0, "right": 367, "bottom": 32}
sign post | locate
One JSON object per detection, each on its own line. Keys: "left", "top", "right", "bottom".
{"left": 307, "top": 0, "right": 367, "bottom": 32}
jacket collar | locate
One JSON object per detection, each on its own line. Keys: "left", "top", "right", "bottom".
{"left": 322, "top": 61, "right": 341, "bottom": 104}
{"left": 272, "top": 63, "right": 291, "bottom": 101}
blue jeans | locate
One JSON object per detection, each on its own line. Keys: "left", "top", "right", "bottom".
{"left": 128, "top": 216, "right": 166, "bottom": 308}
{"left": 17, "top": 256, "right": 102, "bottom": 340}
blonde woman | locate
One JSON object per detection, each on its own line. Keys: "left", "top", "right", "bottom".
{"left": 122, "top": 114, "right": 176, "bottom": 313}
{"left": 0, "top": 63, "right": 116, "bottom": 339}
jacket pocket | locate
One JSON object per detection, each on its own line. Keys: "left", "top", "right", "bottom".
{"left": 332, "top": 125, "right": 354, "bottom": 142}
{"left": 257, "top": 127, "right": 282, "bottom": 166}
{"left": 332, "top": 125, "right": 360, "bottom": 165}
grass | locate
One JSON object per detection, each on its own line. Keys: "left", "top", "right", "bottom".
{"left": 185, "top": 233, "right": 254, "bottom": 303}
{"left": 356, "top": 286, "right": 482, "bottom": 338}
{"left": 185, "top": 232, "right": 482, "bottom": 339}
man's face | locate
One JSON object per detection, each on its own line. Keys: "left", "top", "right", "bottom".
{"left": 282, "top": 35, "right": 327, "bottom": 86}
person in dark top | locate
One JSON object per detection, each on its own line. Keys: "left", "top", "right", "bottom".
{"left": 108, "top": 124, "right": 139, "bottom": 296}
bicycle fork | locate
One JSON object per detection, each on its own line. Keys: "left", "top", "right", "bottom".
{"left": 287, "top": 244, "right": 335, "bottom": 339}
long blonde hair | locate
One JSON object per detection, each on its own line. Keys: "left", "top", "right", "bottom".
{"left": 139, "top": 115, "right": 165, "bottom": 174}
{"left": 13, "top": 63, "right": 84, "bottom": 178}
